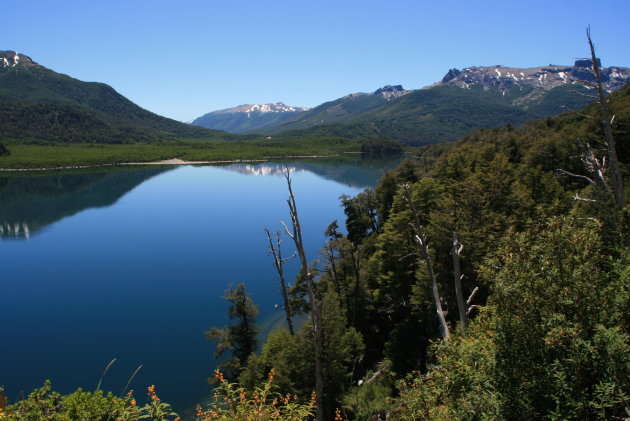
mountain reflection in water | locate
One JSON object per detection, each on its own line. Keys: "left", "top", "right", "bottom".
{"left": 218, "top": 156, "right": 401, "bottom": 189}
{"left": 0, "top": 167, "right": 172, "bottom": 239}
{"left": 0, "top": 157, "right": 400, "bottom": 240}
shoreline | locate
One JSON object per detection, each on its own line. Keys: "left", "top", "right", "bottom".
{"left": 0, "top": 154, "right": 346, "bottom": 172}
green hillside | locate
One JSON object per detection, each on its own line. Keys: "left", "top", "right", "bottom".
{"left": 269, "top": 84, "right": 600, "bottom": 145}
{"left": 0, "top": 55, "right": 233, "bottom": 143}
{"left": 257, "top": 91, "right": 393, "bottom": 134}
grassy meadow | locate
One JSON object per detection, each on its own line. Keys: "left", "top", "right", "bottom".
{"left": 0, "top": 136, "right": 365, "bottom": 170}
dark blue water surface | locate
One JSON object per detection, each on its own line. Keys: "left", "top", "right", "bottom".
{"left": 0, "top": 159, "right": 395, "bottom": 413}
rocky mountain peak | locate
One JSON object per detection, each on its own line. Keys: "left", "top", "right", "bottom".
{"left": 0, "top": 51, "right": 40, "bottom": 70}
{"left": 436, "top": 62, "right": 630, "bottom": 93}
{"left": 441, "top": 68, "right": 461, "bottom": 83}
{"left": 373, "top": 85, "right": 411, "bottom": 99}
{"left": 574, "top": 58, "right": 601, "bottom": 68}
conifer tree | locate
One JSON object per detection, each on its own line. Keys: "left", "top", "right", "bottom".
{"left": 206, "top": 283, "right": 259, "bottom": 381}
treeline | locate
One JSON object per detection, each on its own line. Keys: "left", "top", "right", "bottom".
{"left": 208, "top": 83, "right": 629, "bottom": 420}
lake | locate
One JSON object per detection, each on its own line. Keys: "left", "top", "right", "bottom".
{"left": 0, "top": 158, "right": 397, "bottom": 414}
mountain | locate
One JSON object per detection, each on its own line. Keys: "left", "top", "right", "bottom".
{"left": 257, "top": 85, "right": 411, "bottom": 134}
{"left": 0, "top": 51, "right": 231, "bottom": 143}
{"left": 261, "top": 61, "right": 630, "bottom": 145}
{"left": 437, "top": 61, "right": 629, "bottom": 92}
{"left": 190, "top": 102, "right": 309, "bottom": 133}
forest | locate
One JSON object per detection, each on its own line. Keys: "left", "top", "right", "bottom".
{"left": 2, "top": 73, "right": 629, "bottom": 421}
{"left": 199, "top": 80, "right": 628, "bottom": 421}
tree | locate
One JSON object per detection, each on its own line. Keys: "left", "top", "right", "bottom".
{"left": 206, "top": 283, "right": 259, "bottom": 381}
{"left": 0, "top": 143, "right": 10, "bottom": 156}
{"left": 280, "top": 170, "right": 325, "bottom": 421}
{"left": 264, "top": 228, "right": 295, "bottom": 335}
{"left": 485, "top": 218, "right": 629, "bottom": 419}
{"left": 238, "top": 288, "right": 364, "bottom": 420}
{"left": 402, "top": 183, "right": 450, "bottom": 339}
{"left": 586, "top": 27, "right": 625, "bottom": 211}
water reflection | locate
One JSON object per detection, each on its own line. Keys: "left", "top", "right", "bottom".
{"left": 220, "top": 156, "right": 402, "bottom": 189}
{"left": 0, "top": 222, "right": 31, "bottom": 239}
{"left": 0, "top": 157, "right": 401, "bottom": 240}
{"left": 0, "top": 167, "right": 172, "bottom": 239}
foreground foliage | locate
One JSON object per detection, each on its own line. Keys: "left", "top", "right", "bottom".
{"left": 2, "top": 381, "right": 178, "bottom": 421}
{"left": 394, "top": 220, "right": 629, "bottom": 420}
{"left": 195, "top": 369, "right": 314, "bottom": 421}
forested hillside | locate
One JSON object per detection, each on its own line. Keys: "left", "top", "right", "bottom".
{"left": 205, "top": 82, "right": 629, "bottom": 420}
{"left": 0, "top": 51, "right": 231, "bottom": 143}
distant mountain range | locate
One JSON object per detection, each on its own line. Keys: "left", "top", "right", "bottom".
{"left": 0, "top": 51, "right": 230, "bottom": 143}
{"left": 2, "top": 50, "right": 629, "bottom": 147}
{"left": 190, "top": 85, "right": 411, "bottom": 134}
{"left": 190, "top": 102, "right": 309, "bottom": 133}
{"left": 191, "top": 61, "right": 630, "bottom": 145}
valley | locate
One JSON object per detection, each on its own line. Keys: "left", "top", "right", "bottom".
{"left": 1, "top": 10, "right": 629, "bottom": 419}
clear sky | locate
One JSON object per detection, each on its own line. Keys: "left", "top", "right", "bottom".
{"left": 4, "top": 0, "right": 630, "bottom": 122}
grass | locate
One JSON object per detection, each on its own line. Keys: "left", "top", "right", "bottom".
{"left": 0, "top": 137, "right": 364, "bottom": 169}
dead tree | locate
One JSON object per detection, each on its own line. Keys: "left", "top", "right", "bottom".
{"left": 586, "top": 26, "right": 625, "bottom": 210}
{"left": 402, "top": 184, "right": 450, "bottom": 339}
{"left": 349, "top": 243, "right": 362, "bottom": 326}
{"left": 264, "top": 228, "right": 295, "bottom": 335}
{"left": 281, "top": 170, "right": 325, "bottom": 421}
{"left": 451, "top": 232, "right": 467, "bottom": 335}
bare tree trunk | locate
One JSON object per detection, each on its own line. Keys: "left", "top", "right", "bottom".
{"left": 324, "top": 242, "right": 341, "bottom": 295}
{"left": 452, "top": 232, "right": 468, "bottom": 335}
{"left": 587, "top": 27, "right": 625, "bottom": 210}
{"left": 350, "top": 243, "right": 361, "bottom": 326}
{"left": 281, "top": 170, "right": 325, "bottom": 421}
{"left": 402, "top": 184, "right": 450, "bottom": 339}
{"left": 265, "top": 228, "right": 294, "bottom": 336}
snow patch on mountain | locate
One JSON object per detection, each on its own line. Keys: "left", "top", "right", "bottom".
{"left": 434, "top": 61, "right": 630, "bottom": 93}
{"left": 211, "top": 102, "right": 309, "bottom": 115}
{"left": 0, "top": 51, "right": 40, "bottom": 69}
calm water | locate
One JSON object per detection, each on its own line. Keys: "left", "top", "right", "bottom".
{"left": 0, "top": 159, "right": 396, "bottom": 413}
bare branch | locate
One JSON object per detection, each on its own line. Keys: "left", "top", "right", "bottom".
{"left": 361, "top": 370, "right": 383, "bottom": 386}
{"left": 280, "top": 221, "right": 294, "bottom": 239}
{"left": 265, "top": 228, "right": 294, "bottom": 335}
{"left": 572, "top": 193, "right": 597, "bottom": 203}
{"left": 466, "top": 287, "right": 479, "bottom": 306}
{"left": 556, "top": 168, "right": 596, "bottom": 186}
{"left": 452, "top": 232, "right": 467, "bottom": 335}
{"left": 466, "top": 305, "right": 479, "bottom": 316}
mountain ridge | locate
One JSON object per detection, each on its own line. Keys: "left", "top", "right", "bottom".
{"left": 0, "top": 51, "right": 231, "bottom": 143}
{"left": 258, "top": 60, "right": 630, "bottom": 144}
{"left": 433, "top": 61, "right": 630, "bottom": 93}
{"left": 190, "top": 102, "right": 309, "bottom": 133}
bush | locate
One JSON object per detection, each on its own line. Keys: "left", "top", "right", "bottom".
{"left": 3, "top": 381, "right": 179, "bottom": 421}
{"left": 195, "top": 369, "right": 314, "bottom": 421}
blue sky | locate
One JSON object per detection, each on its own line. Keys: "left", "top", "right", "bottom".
{"left": 4, "top": 0, "right": 630, "bottom": 122}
